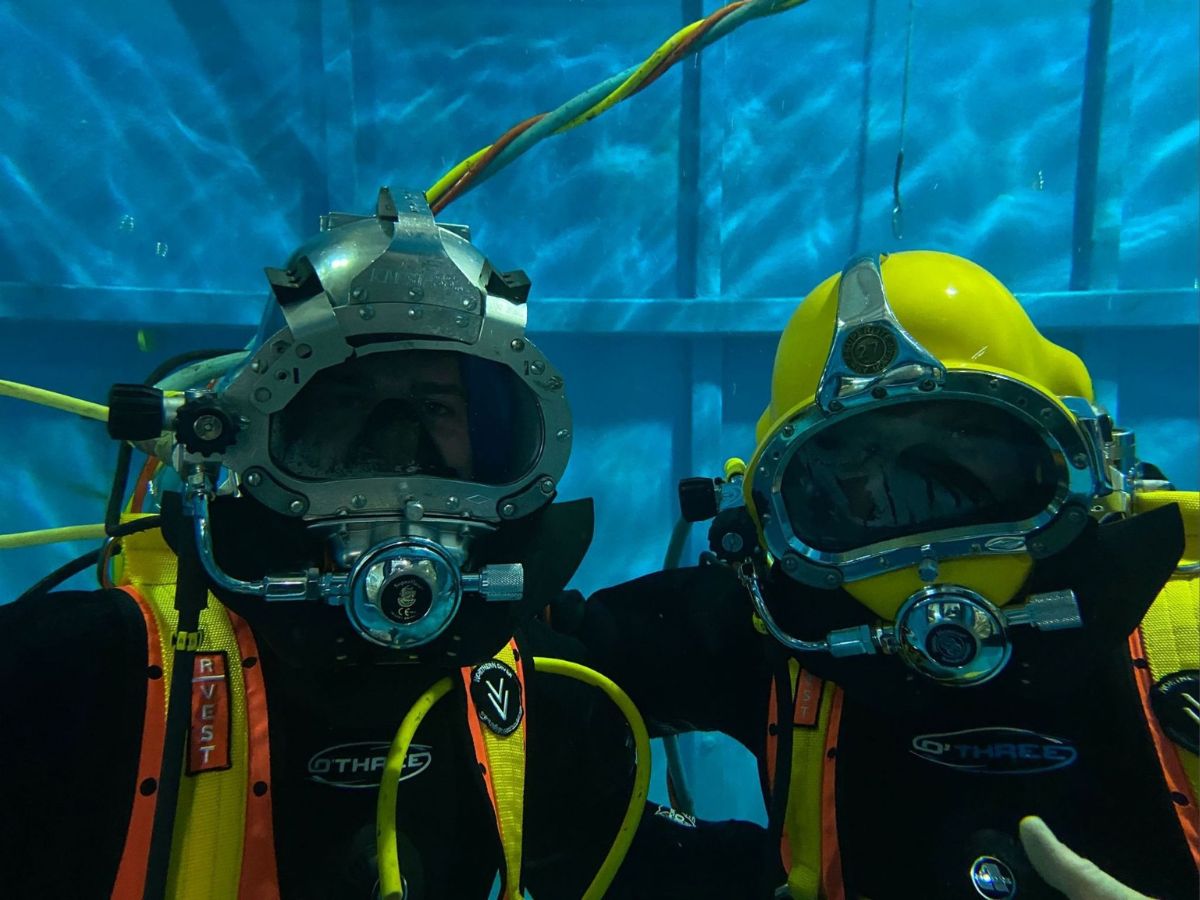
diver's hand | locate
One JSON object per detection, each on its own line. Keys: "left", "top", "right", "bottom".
{"left": 1019, "top": 816, "right": 1152, "bottom": 900}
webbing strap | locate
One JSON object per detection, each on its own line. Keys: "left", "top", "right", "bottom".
{"left": 461, "top": 640, "right": 528, "bottom": 900}
{"left": 765, "top": 661, "right": 845, "bottom": 900}
{"left": 230, "top": 610, "right": 281, "bottom": 900}
{"left": 111, "top": 586, "right": 167, "bottom": 900}
{"left": 113, "top": 525, "right": 280, "bottom": 899}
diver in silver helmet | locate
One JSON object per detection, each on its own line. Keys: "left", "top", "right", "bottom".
{"left": 3, "top": 189, "right": 766, "bottom": 899}
{"left": 134, "top": 185, "right": 573, "bottom": 658}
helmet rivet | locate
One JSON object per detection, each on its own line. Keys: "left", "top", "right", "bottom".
{"left": 824, "top": 572, "right": 840, "bottom": 585}
{"left": 288, "top": 500, "right": 305, "bottom": 515}
{"left": 871, "top": 386, "right": 888, "bottom": 399}
{"left": 528, "top": 359, "right": 546, "bottom": 375}
{"left": 510, "top": 339, "right": 525, "bottom": 352}
{"left": 351, "top": 494, "right": 367, "bottom": 509}
{"left": 273, "top": 340, "right": 289, "bottom": 354}
{"left": 250, "top": 359, "right": 265, "bottom": 373}
{"left": 446, "top": 496, "right": 460, "bottom": 510}
{"left": 404, "top": 500, "right": 424, "bottom": 520}
{"left": 1071, "top": 453, "right": 1088, "bottom": 469}
{"left": 556, "top": 428, "right": 570, "bottom": 441}
{"left": 545, "top": 375, "right": 564, "bottom": 392}
{"left": 987, "top": 378, "right": 1000, "bottom": 392}
{"left": 539, "top": 478, "right": 555, "bottom": 494}
{"left": 781, "top": 555, "right": 799, "bottom": 572}
{"left": 1040, "top": 408, "right": 1054, "bottom": 421}
{"left": 462, "top": 297, "right": 475, "bottom": 309}
{"left": 501, "top": 502, "right": 518, "bottom": 516}
{"left": 245, "top": 471, "right": 262, "bottom": 487}
{"left": 351, "top": 287, "right": 365, "bottom": 300}
{"left": 358, "top": 306, "right": 375, "bottom": 320}
{"left": 829, "top": 400, "right": 844, "bottom": 412}
{"left": 919, "top": 379, "right": 936, "bottom": 392}
{"left": 295, "top": 343, "right": 312, "bottom": 359}
{"left": 275, "top": 370, "right": 288, "bottom": 381}
{"left": 407, "top": 307, "right": 422, "bottom": 319}
{"left": 918, "top": 557, "right": 939, "bottom": 582}
{"left": 781, "top": 424, "right": 794, "bottom": 438}
{"left": 455, "top": 314, "right": 469, "bottom": 327}
{"left": 254, "top": 388, "right": 271, "bottom": 402}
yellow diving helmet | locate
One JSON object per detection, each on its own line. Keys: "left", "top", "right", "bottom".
{"left": 741, "top": 251, "right": 1116, "bottom": 685}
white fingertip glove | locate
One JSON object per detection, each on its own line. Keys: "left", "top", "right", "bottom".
{"left": 1018, "top": 816, "right": 1154, "bottom": 900}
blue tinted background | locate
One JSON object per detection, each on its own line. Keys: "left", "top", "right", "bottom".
{"left": 2, "top": 0, "right": 1197, "bottom": 825}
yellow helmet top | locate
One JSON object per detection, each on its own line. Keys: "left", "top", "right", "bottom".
{"left": 756, "top": 251, "right": 1093, "bottom": 446}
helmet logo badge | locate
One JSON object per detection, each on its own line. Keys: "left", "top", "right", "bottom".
{"left": 969, "top": 856, "right": 1016, "bottom": 899}
{"left": 842, "top": 324, "right": 898, "bottom": 375}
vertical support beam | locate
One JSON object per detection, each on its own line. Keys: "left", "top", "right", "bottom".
{"left": 677, "top": 0, "right": 704, "bottom": 299}
{"left": 1069, "top": 0, "right": 1115, "bottom": 290}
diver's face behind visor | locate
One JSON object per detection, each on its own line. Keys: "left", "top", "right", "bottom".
{"left": 115, "top": 188, "right": 572, "bottom": 654}
{"left": 741, "top": 251, "right": 1117, "bottom": 686}
{"left": 271, "top": 349, "right": 540, "bottom": 487}
{"left": 781, "top": 398, "right": 1060, "bottom": 555}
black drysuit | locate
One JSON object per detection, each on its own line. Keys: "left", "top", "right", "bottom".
{"left": 569, "top": 506, "right": 1199, "bottom": 899}
{"left": 0, "top": 497, "right": 764, "bottom": 899}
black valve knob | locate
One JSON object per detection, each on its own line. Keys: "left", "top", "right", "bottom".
{"left": 175, "top": 398, "right": 239, "bottom": 456}
{"left": 106, "top": 383, "right": 166, "bottom": 441}
{"left": 678, "top": 477, "right": 721, "bottom": 523}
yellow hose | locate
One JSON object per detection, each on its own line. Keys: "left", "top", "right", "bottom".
{"left": 532, "top": 657, "right": 652, "bottom": 899}
{"left": 0, "top": 524, "right": 107, "bottom": 549}
{"left": 377, "top": 676, "right": 454, "bottom": 900}
{"left": 376, "top": 658, "right": 652, "bottom": 900}
{"left": 0, "top": 380, "right": 108, "bottom": 422}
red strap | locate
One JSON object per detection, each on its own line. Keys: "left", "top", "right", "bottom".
{"left": 1128, "top": 628, "right": 1200, "bottom": 868}
{"left": 229, "top": 610, "right": 281, "bottom": 900}
{"left": 111, "top": 586, "right": 166, "bottom": 900}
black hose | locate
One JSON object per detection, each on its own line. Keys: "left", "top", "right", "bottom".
{"left": 14, "top": 515, "right": 164, "bottom": 604}
{"left": 142, "top": 525, "right": 209, "bottom": 900}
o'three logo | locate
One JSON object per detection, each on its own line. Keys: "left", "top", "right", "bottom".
{"left": 307, "top": 741, "right": 432, "bottom": 789}
{"left": 910, "top": 727, "right": 1078, "bottom": 774}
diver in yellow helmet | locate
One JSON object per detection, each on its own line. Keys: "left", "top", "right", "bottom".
{"left": 565, "top": 250, "right": 1198, "bottom": 899}
{"left": 742, "top": 250, "right": 1104, "bottom": 685}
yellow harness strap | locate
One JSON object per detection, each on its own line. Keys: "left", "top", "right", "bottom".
{"left": 115, "top": 522, "right": 263, "bottom": 899}
{"left": 1131, "top": 491, "right": 1200, "bottom": 801}
{"left": 769, "top": 660, "right": 845, "bottom": 900}
{"left": 461, "top": 640, "right": 528, "bottom": 900}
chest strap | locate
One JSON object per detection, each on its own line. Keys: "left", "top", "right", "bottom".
{"left": 765, "top": 659, "right": 845, "bottom": 900}
{"left": 111, "top": 526, "right": 280, "bottom": 900}
{"left": 461, "top": 639, "right": 528, "bottom": 900}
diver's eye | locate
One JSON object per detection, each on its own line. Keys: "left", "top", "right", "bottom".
{"left": 421, "top": 399, "right": 454, "bottom": 418}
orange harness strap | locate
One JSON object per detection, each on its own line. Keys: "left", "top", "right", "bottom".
{"left": 112, "top": 586, "right": 168, "bottom": 900}
{"left": 112, "top": 588, "right": 281, "bottom": 899}
{"left": 1128, "top": 627, "right": 1200, "bottom": 868}
{"left": 230, "top": 610, "right": 281, "bottom": 900}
